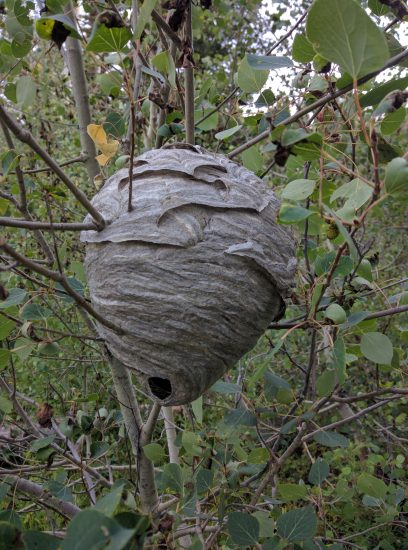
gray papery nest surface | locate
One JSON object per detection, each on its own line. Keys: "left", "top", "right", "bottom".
{"left": 81, "top": 145, "right": 297, "bottom": 405}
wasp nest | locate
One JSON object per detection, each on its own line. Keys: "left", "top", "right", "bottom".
{"left": 81, "top": 145, "right": 296, "bottom": 405}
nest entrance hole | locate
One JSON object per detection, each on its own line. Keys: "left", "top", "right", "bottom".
{"left": 148, "top": 377, "right": 172, "bottom": 400}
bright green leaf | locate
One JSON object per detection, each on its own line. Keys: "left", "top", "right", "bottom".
{"left": 237, "top": 55, "right": 269, "bottom": 93}
{"left": 134, "top": 0, "right": 158, "bottom": 40}
{"left": 357, "top": 473, "right": 387, "bottom": 498}
{"left": 16, "top": 76, "right": 37, "bottom": 108}
{"left": 87, "top": 24, "right": 131, "bottom": 53}
{"left": 306, "top": 0, "right": 389, "bottom": 78}
{"left": 278, "top": 205, "right": 315, "bottom": 224}
{"left": 247, "top": 54, "right": 292, "bottom": 70}
{"left": 281, "top": 179, "right": 316, "bottom": 201}
{"left": 360, "top": 332, "right": 393, "bottom": 364}
{"left": 316, "top": 370, "right": 337, "bottom": 397}
{"left": 292, "top": 33, "right": 315, "bottom": 62}
{"left": 215, "top": 124, "right": 242, "bottom": 140}
{"left": 385, "top": 157, "right": 408, "bottom": 195}
{"left": 278, "top": 483, "right": 308, "bottom": 501}
{"left": 325, "top": 303, "right": 347, "bottom": 324}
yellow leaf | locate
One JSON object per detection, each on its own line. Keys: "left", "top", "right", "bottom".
{"left": 87, "top": 124, "right": 107, "bottom": 147}
{"left": 99, "top": 140, "right": 119, "bottom": 157}
{"left": 95, "top": 153, "right": 110, "bottom": 166}
{"left": 88, "top": 124, "right": 119, "bottom": 166}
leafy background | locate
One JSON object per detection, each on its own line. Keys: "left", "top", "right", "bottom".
{"left": 0, "top": 0, "right": 407, "bottom": 548}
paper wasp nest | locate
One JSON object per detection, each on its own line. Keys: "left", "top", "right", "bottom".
{"left": 81, "top": 145, "right": 296, "bottom": 405}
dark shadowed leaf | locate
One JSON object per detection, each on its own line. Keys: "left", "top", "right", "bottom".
{"left": 313, "top": 431, "right": 349, "bottom": 448}
{"left": 308, "top": 458, "right": 330, "bottom": 485}
{"left": 276, "top": 505, "right": 317, "bottom": 542}
{"left": 227, "top": 511, "right": 260, "bottom": 546}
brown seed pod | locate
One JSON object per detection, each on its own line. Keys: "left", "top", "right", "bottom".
{"left": 326, "top": 222, "right": 339, "bottom": 240}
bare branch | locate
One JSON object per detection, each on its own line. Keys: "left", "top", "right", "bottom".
{"left": 0, "top": 217, "right": 97, "bottom": 231}
{"left": 228, "top": 48, "right": 408, "bottom": 158}
{"left": 0, "top": 239, "right": 125, "bottom": 335}
{"left": 0, "top": 104, "right": 105, "bottom": 229}
{"left": 5, "top": 475, "right": 81, "bottom": 519}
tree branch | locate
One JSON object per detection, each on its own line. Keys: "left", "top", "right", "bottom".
{"left": 64, "top": 1, "right": 100, "bottom": 183}
{"left": 0, "top": 217, "right": 97, "bottom": 231}
{"left": 184, "top": 1, "right": 195, "bottom": 145}
{"left": 0, "top": 239, "right": 125, "bottom": 335}
{"left": 228, "top": 48, "right": 408, "bottom": 158}
{"left": 0, "top": 104, "right": 105, "bottom": 229}
{"left": 5, "top": 475, "right": 81, "bottom": 519}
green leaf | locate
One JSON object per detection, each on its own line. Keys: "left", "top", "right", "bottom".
{"left": 247, "top": 447, "right": 269, "bottom": 464}
{"left": 0, "top": 349, "right": 11, "bottom": 369}
{"left": 227, "top": 512, "right": 260, "bottom": 546}
{"left": 97, "top": 72, "right": 122, "bottom": 96}
{"left": 237, "top": 55, "right": 269, "bottom": 93}
{"left": 360, "top": 76, "right": 408, "bottom": 107}
{"left": 247, "top": 54, "right": 292, "bottom": 70}
{"left": 316, "top": 370, "right": 337, "bottom": 397}
{"left": 357, "top": 473, "right": 387, "bottom": 498}
{"left": 278, "top": 205, "right": 315, "bottom": 224}
{"left": 30, "top": 435, "right": 56, "bottom": 452}
{"left": 12, "top": 338, "right": 35, "bottom": 362}
{"left": 152, "top": 50, "right": 176, "bottom": 88}
{"left": 20, "top": 303, "right": 51, "bottom": 321}
{"left": 210, "top": 381, "right": 241, "bottom": 394}
{"left": 330, "top": 179, "right": 372, "bottom": 216}
{"left": 94, "top": 481, "right": 126, "bottom": 516}
{"left": 0, "top": 318, "right": 15, "bottom": 341}
{"left": 281, "top": 179, "right": 316, "bottom": 201}
{"left": 194, "top": 109, "right": 218, "bottom": 131}
{"left": 0, "top": 288, "right": 27, "bottom": 309}
{"left": 360, "top": 332, "right": 393, "bottom": 365}
{"left": 332, "top": 337, "right": 346, "bottom": 384}
{"left": 134, "top": 0, "right": 158, "bottom": 40}
{"left": 182, "top": 431, "right": 202, "bottom": 456}
{"left": 215, "top": 124, "right": 242, "bottom": 140}
{"left": 313, "top": 431, "right": 349, "bottom": 448}
{"left": 325, "top": 303, "right": 347, "bottom": 324}
{"left": 23, "top": 531, "right": 60, "bottom": 550}
{"left": 292, "top": 33, "right": 315, "bottom": 62}
{"left": 0, "top": 396, "right": 12, "bottom": 414}
{"left": 255, "top": 89, "right": 275, "bottom": 108}
{"left": 1, "top": 150, "right": 20, "bottom": 176}
{"left": 191, "top": 395, "right": 203, "bottom": 424}
{"left": 162, "top": 463, "right": 183, "bottom": 493}
{"left": 385, "top": 157, "right": 408, "bottom": 195}
{"left": 368, "top": 0, "right": 390, "bottom": 15}
{"left": 252, "top": 511, "right": 275, "bottom": 539}
{"left": 87, "top": 24, "right": 131, "bottom": 53}
{"left": 196, "top": 469, "right": 214, "bottom": 496}
{"left": 242, "top": 146, "right": 263, "bottom": 172}
{"left": 224, "top": 408, "right": 256, "bottom": 426}
{"left": 381, "top": 106, "right": 406, "bottom": 135}
{"left": 61, "top": 510, "right": 135, "bottom": 550}
{"left": 276, "top": 506, "right": 317, "bottom": 542}
{"left": 308, "top": 458, "right": 330, "bottom": 485}
{"left": 104, "top": 112, "right": 126, "bottom": 138}
{"left": 16, "top": 76, "right": 37, "bottom": 108}
{"left": 278, "top": 483, "right": 308, "bottom": 501}
{"left": 306, "top": 0, "right": 389, "bottom": 78}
